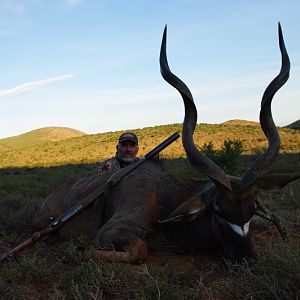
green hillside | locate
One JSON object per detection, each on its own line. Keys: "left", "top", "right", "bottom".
{"left": 0, "top": 127, "right": 86, "bottom": 150}
{"left": 0, "top": 122, "right": 298, "bottom": 168}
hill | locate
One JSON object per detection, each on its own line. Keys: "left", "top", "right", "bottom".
{"left": 0, "top": 122, "right": 299, "bottom": 168}
{"left": 222, "top": 119, "right": 259, "bottom": 126}
{"left": 285, "top": 119, "right": 300, "bottom": 130}
{"left": 0, "top": 127, "right": 86, "bottom": 150}
{"left": 0, "top": 144, "right": 10, "bottom": 152}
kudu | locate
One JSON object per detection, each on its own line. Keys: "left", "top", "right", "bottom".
{"left": 33, "top": 23, "right": 299, "bottom": 264}
{"left": 158, "top": 23, "right": 299, "bottom": 261}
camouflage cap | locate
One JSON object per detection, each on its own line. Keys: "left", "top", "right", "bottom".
{"left": 118, "top": 132, "right": 138, "bottom": 145}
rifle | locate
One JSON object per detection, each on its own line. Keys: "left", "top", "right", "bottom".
{"left": 0, "top": 132, "right": 180, "bottom": 263}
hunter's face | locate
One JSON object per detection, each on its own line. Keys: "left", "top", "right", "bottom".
{"left": 117, "top": 141, "right": 139, "bottom": 163}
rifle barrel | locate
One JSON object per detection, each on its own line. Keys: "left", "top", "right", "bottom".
{"left": 0, "top": 237, "right": 33, "bottom": 263}
{"left": 145, "top": 132, "right": 180, "bottom": 159}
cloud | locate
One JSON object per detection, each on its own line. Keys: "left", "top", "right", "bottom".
{"left": 0, "top": 74, "right": 74, "bottom": 98}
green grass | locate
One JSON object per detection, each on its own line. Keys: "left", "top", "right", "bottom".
{"left": 0, "top": 164, "right": 93, "bottom": 233}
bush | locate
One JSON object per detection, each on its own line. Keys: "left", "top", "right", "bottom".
{"left": 200, "top": 139, "right": 244, "bottom": 175}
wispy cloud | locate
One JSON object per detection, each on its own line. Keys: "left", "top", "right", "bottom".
{"left": 0, "top": 74, "right": 74, "bottom": 98}
{"left": 0, "top": 0, "right": 24, "bottom": 13}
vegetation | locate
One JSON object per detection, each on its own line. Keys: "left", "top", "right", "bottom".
{"left": 0, "top": 122, "right": 299, "bottom": 299}
{"left": 200, "top": 139, "right": 244, "bottom": 175}
{"left": 0, "top": 121, "right": 298, "bottom": 168}
{"left": 226, "top": 242, "right": 300, "bottom": 299}
{"left": 0, "top": 164, "right": 299, "bottom": 299}
{"left": 0, "top": 127, "right": 86, "bottom": 150}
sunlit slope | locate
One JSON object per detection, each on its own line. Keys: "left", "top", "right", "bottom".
{"left": 0, "top": 127, "right": 86, "bottom": 150}
{"left": 0, "top": 122, "right": 298, "bottom": 168}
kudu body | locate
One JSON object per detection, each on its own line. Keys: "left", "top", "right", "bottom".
{"left": 33, "top": 24, "right": 299, "bottom": 263}
{"left": 33, "top": 161, "right": 180, "bottom": 263}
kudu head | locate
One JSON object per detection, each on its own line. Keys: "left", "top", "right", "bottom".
{"left": 160, "top": 24, "right": 299, "bottom": 261}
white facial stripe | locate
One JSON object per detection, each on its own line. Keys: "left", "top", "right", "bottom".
{"left": 227, "top": 220, "right": 250, "bottom": 237}
{"left": 214, "top": 201, "right": 252, "bottom": 237}
{"left": 188, "top": 208, "right": 201, "bottom": 215}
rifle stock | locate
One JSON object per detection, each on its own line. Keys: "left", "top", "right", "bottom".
{"left": 0, "top": 132, "right": 180, "bottom": 263}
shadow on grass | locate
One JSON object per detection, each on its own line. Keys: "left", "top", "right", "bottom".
{"left": 0, "top": 153, "right": 299, "bottom": 233}
{"left": 0, "top": 154, "right": 299, "bottom": 299}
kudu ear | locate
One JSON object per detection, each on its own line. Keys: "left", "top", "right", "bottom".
{"left": 255, "top": 173, "right": 300, "bottom": 191}
{"left": 159, "top": 188, "right": 211, "bottom": 223}
{"left": 159, "top": 194, "right": 206, "bottom": 223}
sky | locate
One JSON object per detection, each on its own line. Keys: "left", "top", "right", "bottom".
{"left": 0, "top": 0, "right": 299, "bottom": 139}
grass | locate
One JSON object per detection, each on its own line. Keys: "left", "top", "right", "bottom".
{"left": 227, "top": 241, "right": 300, "bottom": 300}
{"left": 0, "top": 121, "right": 299, "bottom": 299}
{"left": 0, "top": 158, "right": 299, "bottom": 299}
{"left": 2, "top": 236, "right": 298, "bottom": 299}
{"left": 0, "top": 164, "right": 93, "bottom": 233}
{"left": 0, "top": 127, "right": 85, "bottom": 150}
{"left": 0, "top": 122, "right": 298, "bottom": 168}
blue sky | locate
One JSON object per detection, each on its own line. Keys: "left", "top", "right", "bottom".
{"left": 0, "top": 0, "right": 299, "bottom": 138}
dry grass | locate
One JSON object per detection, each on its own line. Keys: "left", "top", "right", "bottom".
{"left": 0, "top": 122, "right": 299, "bottom": 168}
{"left": 0, "top": 156, "right": 299, "bottom": 299}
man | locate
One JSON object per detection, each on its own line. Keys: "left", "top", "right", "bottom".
{"left": 97, "top": 132, "right": 139, "bottom": 172}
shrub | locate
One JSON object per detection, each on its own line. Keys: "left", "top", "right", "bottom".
{"left": 200, "top": 139, "right": 244, "bottom": 175}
